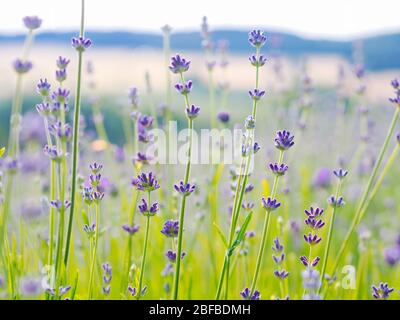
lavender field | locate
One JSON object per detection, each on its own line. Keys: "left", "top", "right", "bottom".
{"left": 0, "top": 1, "right": 400, "bottom": 301}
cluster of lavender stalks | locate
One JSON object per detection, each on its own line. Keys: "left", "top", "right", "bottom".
{"left": 0, "top": 7, "right": 400, "bottom": 300}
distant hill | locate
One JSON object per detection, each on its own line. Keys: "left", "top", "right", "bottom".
{"left": 1, "top": 30, "right": 399, "bottom": 71}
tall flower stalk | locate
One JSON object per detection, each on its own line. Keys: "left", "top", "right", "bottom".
{"left": 131, "top": 172, "right": 160, "bottom": 299}
{"left": 215, "top": 30, "right": 267, "bottom": 300}
{"left": 169, "top": 54, "right": 199, "bottom": 300}
{"left": 247, "top": 131, "right": 294, "bottom": 298}
{"left": 64, "top": 0, "right": 92, "bottom": 267}
{"left": 318, "top": 169, "right": 347, "bottom": 294}
{"left": 329, "top": 80, "right": 400, "bottom": 279}
{"left": 83, "top": 163, "right": 105, "bottom": 299}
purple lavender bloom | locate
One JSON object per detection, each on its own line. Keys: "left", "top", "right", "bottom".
{"left": 161, "top": 263, "right": 174, "bottom": 277}
{"left": 83, "top": 223, "right": 96, "bottom": 237}
{"left": 272, "top": 237, "right": 283, "bottom": 252}
{"left": 169, "top": 54, "right": 190, "bottom": 74}
{"left": 333, "top": 168, "right": 348, "bottom": 180}
{"left": 129, "top": 87, "right": 139, "bottom": 107}
{"left": 50, "top": 199, "right": 71, "bottom": 211}
{"left": 246, "top": 231, "right": 256, "bottom": 238}
{"left": 89, "top": 162, "right": 103, "bottom": 174}
{"left": 174, "top": 181, "right": 196, "bottom": 196}
{"left": 132, "top": 172, "right": 160, "bottom": 192}
{"left": 397, "top": 133, "right": 400, "bottom": 144}
{"left": 59, "top": 285, "right": 71, "bottom": 297}
{"left": 137, "top": 127, "right": 153, "bottom": 143}
{"left": 261, "top": 197, "right": 281, "bottom": 211}
{"left": 55, "top": 69, "right": 67, "bottom": 82}
{"left": 300, "top": 256, "right": 321, "bottom": 267}
{"left": 312, "top": 168, "right": 331, "bottom": 189}
{"left": 186, "top": 104, "right": 200, "bottom": 119}
{"left": 138, "top": 114, "right": 154, "bottom": 128}
{"left": 138, "top": 198, "right": 159, "bottom": 216}
{"left": 355, "top": 64, "right": 365, "bottom": 79}
{"left": 305, "top": 217, "right": 325, "bottom": 230}
{"left": 372, "top": 282, "right": 394, "bottom": 300}
{"left": 89, "top": 173, "right": 101, "bottom": 187}
{"left": 248, "top": 30, "right": 267, "bottom": 48}
{"left": 13, "top": 59, "right": 32, "bottom": 74}
{"left": 51, "top": 88, "right": 70, "bottom": 103}
{"left": 304, "top": 207, "right": 324, "bottom": 218}
{"left": 175, "top": 80, "right": 193, "bottom": 95}
{"left": 303, "top": 233, "right": 322, "bottom": 245}
{"left": 4, "top": 158, "right": 18, "bottom": 173}
{"left": 217, "top": 112, "right": 230, "bottom": 124}
{"left": 249, "top": 54, "right": 267, "bottom": 67}
{"left": 269, "top": 163, "right": 288, "bottom": 176}
{"left": 37, "top": 78, "right": 51, "bottom": 97}
{"left": 245, "top": 115, "right": 255, "bottom": 129}
{"left": 133, "top": 152, "right": 153, "bottom": 165}
{"left": 23, "top": 16, "right": 42, "bottom": 30}
{"left": 274, "top": 270, "right": 290, "bottom": 279}
{"left": 165, "top": 250, "right": 186, "bottom": 263}
{"left": 302, "top": 267, "right": 321, "bottom": 290}
{"left": 248, "top": 88, "right": 266, "bottom": 101}
{"left": 327, "top": 195, "right": 345, "bottom": 208}
{"left": 36, "top": 102, "right": 52, "bottom": 117}
{"left": 102, "top": 263, "right": 112, "bottom": 284}
{"left": 244, "top": 184, "right": 254, "bottom": 193}
{"left": 93, "top": 191, "right": 105, "bottom": 202}
{"left": 21, "top": 278, "right": 41, "bottom": 296}
{"left": 71, "top": 36, "right": 92, "bottom": 51}
{"left": 253, "top": 142, "right": 260, "bottom": 154}
{"left": 161, "top": 220, "right": 179, "bottom": 238}
{"left": 82, "top": 187, "right": 94, "bottom": 205}
{"left": 122, "top": 224, "right": 140, "bottom": 235}
{"left": 240, "top": 287, "right": 260, "bottom": 300}
{"left": 274, "top": 130, "right": 294, "bottom": 151}
{"left": 391, "top": 79, "right": 399, "bottom": 89}
{"left": 128, "top": 285, "right": 137, "bottom": 297}
{"left": 384, "top": 246, "right": 400, "bottom": 266}
{"left": 242, "top": 202, "right": 254, "bottom": 212}
{"left": 43, "top": 145, "right": 62, "bottom": 162}
{"left": 49, "top": 121, "right": 72, "bottom": 140}
{"left": 56, "top": 56, "right": 70, "bottom": 69}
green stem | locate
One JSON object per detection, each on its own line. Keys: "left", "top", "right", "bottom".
{"left": 172, "top": 72, "right": 194, "bottom": 300}
{"left": 318, "top": 179, "right": 342, "bottom": 294}
{"left": 249, "top": 150, "right": 283, "bottom": 297}
{"left": 88, "top": 202, "right": 100, "bottom": 299}
{"left": 138, "top": 195, "right": 151, "bottom": 300}
{"left": 329, "top": 107, "right": 399, "bottom": 279}
{"left": 64, "top": 0, "right": 86, "bottom": 267}
{"left": 215, "top": 46, "right": 261, "bottom": 300}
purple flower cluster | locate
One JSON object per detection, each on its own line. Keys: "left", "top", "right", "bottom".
{"left": 82, "top": 163, "right": 105, "bottom": 208}
{"left": 23, "top": 16, "right": 42, "bottom": 30}
{"left": 261, "top": 197, "right": 281, "bottom": 212}
{"left": 372, "top": 282, "right": 394, "bottom": 300}
{"left": 174, "top": 181, "right": 196, "bottom": 196}
{"left": 274, "top": 130, "right": 295, "bottom": 151}
{"left": 102, "top": 263, "right": 112, "bottom": 296}
{"left": 13, "top": 59, "right": 32, "bottom": 74}
{"left": 161, "top": 220, "right": 179, "bottom": 238}
{"left": 240, "top": 287, "right": 260, "bottom": 300}
{"left": 389, "top": 78, "right": 400, "bottom": 104}
{"left": 272, "top": 237, "right": 290, "bottom": 280}
{"left": 169, "top": 54, "right": 190, "bottom": 74}
{"left": 71, "top": 36, "right": 92, "bottom": 52}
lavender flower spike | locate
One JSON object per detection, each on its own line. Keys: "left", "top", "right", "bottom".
{"left": 248, "top": 88, "right": 266, "bottom": 101}
{"left": 161, "top": 220, "right": 179, "bottom": 238}
{"left": 122, "top": 224, "right": 140, "bottom": 235}
{"left": 13, "top": 59, "right": 32, "bottom": 74}
{"left": 274, "top": 130, "right": 295, "bottom": 151}
{"left": 327, "top": 195, "right": 345, "bottom": 208}
{"left": 249, "top": 54, "right": 267, "bottom": 67}
{"left": 169, "top": 54, "right": 190, "bottom": 74}
{"left": 132, "top": 172, "right": 160, "bottom": 192}
{"left": 37, "top": 78, "right": 51, "bottom": 97}
{"left": 248, "top": 30, "right": 267, "bottom": 48}
{"left": 333, "top": 168, "right": 348, "bottom": 180}
{"left": 185, "top": 105, "right": 200, "bottom": 119}
{"left": 138, "top": 198, "right": 159, "bottom": 216}
{"left": 71, "top": 36, "right": 92, "bottom": 52}
{"left": 372, "top": 282, "right": 394, "bottom": 300}
{"left": 261, "top": 197, "right": 281, "bottom": 212}
{"left": 240, "top": 287, "right": 260, "bottom": 300}
{"left": 174, "top": 181, "right": 196, "bottom": 196}
{"left": 56, "top": 56, "right": 70, "bottom": 69}
{"left": 23, "top": 16, "right": 42, "bottom": 30}
{"left": 217, "top": 112, "right": 230, "bottom": 124}
{"left": 303, "top": 233, "right": 322, "bottom": 245}
{"left": 175, "top": 80, "right": 193, "bottom": 95}
{"left": 269, "top": 163, "right": 288, "bottom": 176}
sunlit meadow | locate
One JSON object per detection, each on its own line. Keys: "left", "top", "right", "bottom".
{"left": 0, "top": 1, "right": 399, "bottom": 301}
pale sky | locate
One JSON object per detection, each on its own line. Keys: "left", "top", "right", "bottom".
{"left": 1, "top": 0, "right": 399, "bottom": 39}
